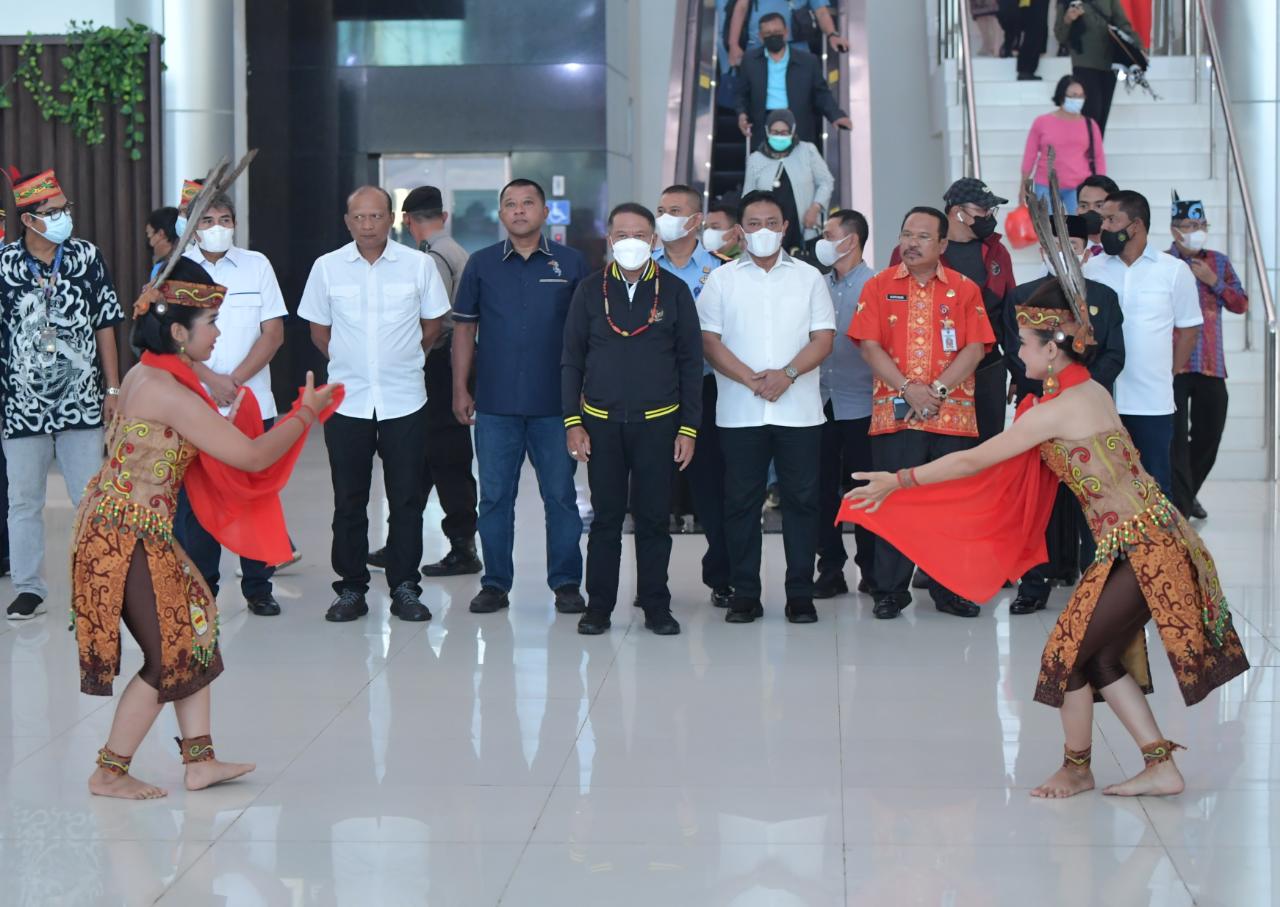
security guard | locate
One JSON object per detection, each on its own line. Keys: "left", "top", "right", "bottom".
{"left": 563, "top": 202, "right": 704, "bottom": 636}
{"left": 652, "top": 183, "right": 735, "bottom": 609}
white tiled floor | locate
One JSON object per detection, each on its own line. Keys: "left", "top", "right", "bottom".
{"left": 2, "top": 437, "right": 1278, "bottom": 906}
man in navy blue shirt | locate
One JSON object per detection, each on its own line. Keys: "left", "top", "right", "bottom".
{"left": 452, "top": 179, "right": 588, "bottom": 615}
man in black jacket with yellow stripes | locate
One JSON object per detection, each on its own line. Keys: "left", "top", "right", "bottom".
{"left": 562, "top": 203, "right": 703, "bottom": 636}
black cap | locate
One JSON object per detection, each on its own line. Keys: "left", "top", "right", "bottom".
{"left": 402, "top": 185, "right": 444, "bottom": 215}
{"left": 1052, "top": 214, "right": 1091, "bottom": 241}
{"left": 943, "top": 177, "right": 1008, "bottom": 210}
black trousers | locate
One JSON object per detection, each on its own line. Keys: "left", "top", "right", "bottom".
{"left": 1018, "top": 483, "right": 1097, "bottom": 601}
{"left": 1172, "top": 373, "right": 1229, "bottom": 515}
{"left": 422, "top": 343, "right": 478, "bottom": 542}
{"left": 1073, "top": 65, "right": 1119, "bottom": 135}
{"left": 1018, "top": 0, "right": 1049, "bottom": 75}
{"left": 583, "top": 416, "right": 678, "bottom": 614}
{"left": 324, "top": 405, "right": 428, "bottom": 595}
{"left": 974, "top": 361, "right": 1009, "bottom": 443}
{"left": 722, "top": 424, "right": 822, "bottom": 600}
{"left": 817, "top": 408, "right": 874, "bottom": 581}
{"left": 685, "top": 375, "right": 732, "bottom": 590}
{"left": 870, "top": 429, "right": 976, "bottom": 601}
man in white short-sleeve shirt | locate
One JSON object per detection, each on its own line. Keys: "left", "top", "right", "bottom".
{"left": 175, "top": 192, "right": 291, "bottom": 617}
{"left": 298, "top": 186, "right": 449, "bottom": 624}
{"left": 1084, "top": 190, "right": 1201, "bottom": 496}
{"left": 697, "top": 189, "right": 835, "bottom": 625}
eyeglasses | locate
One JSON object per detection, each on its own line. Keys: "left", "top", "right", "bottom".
{"left": 36, "top": 202, "right": 74, "bottom": 217}
{"left": 1176, "top": 221, "right": 1210, "bottom": 231}
{"left": 349, "top": 212, "right": 389, "bottom": 224}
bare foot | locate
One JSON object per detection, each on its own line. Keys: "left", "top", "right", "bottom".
{"left": 1030, "top": 764, "right": 1095, "bottom": 799}
{"left": 184, "top": 758, "right": 256, "bottom": 791}
{"left": 88, "top": 766, "right": 168, "bottom": 800}
{"left": 1102, "top": 759, "right": 1184, "bottom": 797}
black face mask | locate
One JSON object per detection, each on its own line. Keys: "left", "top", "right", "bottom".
{"left": 1100, "top": 227, "right": 1131, "bottom": 256}
{"left": 969, "top": 214, "right": 997, "bottom": 240}
{"left": 762, "top": 34, "right": 787, "bottom": 53}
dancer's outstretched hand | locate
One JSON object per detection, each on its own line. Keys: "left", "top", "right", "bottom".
{"left": 301, "top": 371, "right": 341, "bottom": 415}
{"left": 844, "top": 470, "right": 898, "bottom": 513}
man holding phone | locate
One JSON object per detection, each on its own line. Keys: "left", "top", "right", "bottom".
{"left": 848, "top": 207, "right": 994, "bottom": 620}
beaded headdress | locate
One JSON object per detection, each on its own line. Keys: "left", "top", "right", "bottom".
{"left": 1017, "top": 149, "right": 1095, "bottom": 354}
{"left": 12, "top": 169, "right": 62, "bottom": 209}
{"left": 133, "top": 280, "right": 226, "bottom": 316}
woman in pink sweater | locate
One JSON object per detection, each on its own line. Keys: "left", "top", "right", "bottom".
{"left": 1020, "top": 75, "right": 1106, "bottom": 212}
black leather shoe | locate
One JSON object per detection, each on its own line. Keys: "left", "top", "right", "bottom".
{"left": 577, "top": 609, "right": 612, "bottom": 635}
{"left": 643, "top": 610, "right": 681, "bottom": 635}
{"left": 856, "top": 577, "right": 872, "bottom": 594}
{"left": 554, "top": 585, "right": 587, "bottom": 614}
{"left": 911, "top": 569, "right": 931, "bottom": 589}
{"left": 813, "top": 573, "right": 848, "bottom": 600}
{"left": 725, "top": 597, "right": 764, "bottom": 623}
{"left": 1016, "top": 72, "right": 1043, "bottom": 81}
{"left": 325, "top": 590, "right": 368, "bottom": 622}
{"left": 421, "top": 540, "right": 483, "bottom": 577}
{"left": 1190, "top": 498, "right": 1208, "bottom": 520}
{"left": 936, "top": 596, "right": 981, "bottom": 618}
{"left": 390, "top": 583, "right": 432, "bottom": 621}
{"left": 872, "top": 594, "right": 909, "bottom": 619}
{"left": 784, "top": 598, "right": 819, "bottom": 623}
{"left": 1009, "top": 594, "right": 1047, "bottom": 615}
{"left": 246, "top": 594, "right": 281, "bottom": 617}
{"left": 710, "top": 586, "right": 734, "bottom": 608}
{"left": 469, "top": 587, "right": 509, "bottom": 613}
{"left": 366, "top": 547, "right": 387, "bottom": 572}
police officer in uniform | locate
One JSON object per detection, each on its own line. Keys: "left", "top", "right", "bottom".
{"left": 652, "top": 184, "right": 736, "bottom": 608}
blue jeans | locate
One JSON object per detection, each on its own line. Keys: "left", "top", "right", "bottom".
{"left": 474, "top": 413, "right": 583, "bottom": 592}
{"left": 1033, "top": 182, "right": 1079, "bottom": 214}
{"left": 1120, "top": 414, "right": 1174, "bottom": 499}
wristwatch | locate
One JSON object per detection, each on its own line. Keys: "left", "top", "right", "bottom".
{"left": 931, "top": 381, "right": 950, "bottom": 400}
{"left": 784, "top": 366, "right": 799, "bottom": 382}
{"left": 105, "top": 387, "right": 120, "bottom": 397}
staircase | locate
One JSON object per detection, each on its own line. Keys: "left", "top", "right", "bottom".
{"left": 941, "top": 54, "right": 1268, "bottom": 480}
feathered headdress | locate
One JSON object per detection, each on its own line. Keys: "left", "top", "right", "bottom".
{"left": 1017, "top": 148, "right": 1095, "bottom": 354}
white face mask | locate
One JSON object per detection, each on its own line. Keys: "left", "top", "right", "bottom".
{"left": 815, "top": 236, "right": 853, "bottom": 267}
{"left": 1180, "top": 229, "right": 1208, "bottom": 253}
{"left": 702, "top": 227, "right": 728, "bottom": 252}
{"left": 1062, "top": 97, "right": 1086, "bottom": 115}
{"left": 197, "top": 224, "right": 235, "bottom": 254}
{"left": 611, "top": 237, "right": 653, "bottom": 271}
{"left": 745, "top": 227, "right": 783, "bottom": 258}
{"left": 656, "top": 213, "right": 693, "bottom": 244}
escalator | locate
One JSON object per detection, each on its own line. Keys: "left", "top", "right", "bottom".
{"left": 666, "top": 0, "right": 851, "bottom": 212}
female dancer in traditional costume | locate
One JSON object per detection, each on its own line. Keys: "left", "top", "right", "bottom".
{"left": 841, "top": 184, "right": 1248, "bottom": 799}
{"left": 76, "top": 256, "right": 340, "bottom": 799}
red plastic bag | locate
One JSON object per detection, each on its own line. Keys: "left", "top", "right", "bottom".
{"left": 1005, "top": 205, "right": 1037, "bottom": 249}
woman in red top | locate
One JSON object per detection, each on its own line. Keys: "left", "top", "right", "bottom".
{"left": 76, "top": 257, "right": 340, "bottom": 799}
{"left": 843, "top": 284, "right": 1247, "bottom": 799}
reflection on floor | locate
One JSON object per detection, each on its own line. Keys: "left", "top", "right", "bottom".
{"left": 1, "top": 435, "right": 1277, "bottom": 906}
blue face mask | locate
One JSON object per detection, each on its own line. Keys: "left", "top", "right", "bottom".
{"left": 767, "top": 134, "right": 793, "bottom": 152}
{"left": 33, "top": 211, "right": 73, "bottom": 245}
{"left": 175, "top": 215, "right": 189, "bottom": 237}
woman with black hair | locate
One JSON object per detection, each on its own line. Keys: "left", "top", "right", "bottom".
{"left": 1020, "top": 75, "right": 1105, "bottom": 213}
{"left": 842, "top": 282, "right": 1248, "bottom": 800}
{"left": 74, "top": 257, "right": 341, "bottom": 799}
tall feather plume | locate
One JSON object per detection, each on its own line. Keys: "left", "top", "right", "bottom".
{"left": 1024, "top": 146, "right": 1094, "bottom": 353}
{"left": 151, "top": 149, "right": 258, "bottom": 289}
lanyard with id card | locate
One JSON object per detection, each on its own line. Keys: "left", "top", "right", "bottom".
{"left": 25, "top": 244, "right": 64, "bottom": 367}
{"left": 940, "top": 318, "right": 958, "bottom": 353}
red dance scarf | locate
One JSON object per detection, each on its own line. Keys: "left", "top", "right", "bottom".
{"left": 140, "top": 352, "right": 342, "bottom": 565}
{"left": 837, "top": 362, "right": 1091, "bottom": 602}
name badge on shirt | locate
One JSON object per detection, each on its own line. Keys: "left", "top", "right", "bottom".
{"left": 887, "top": 293, "right": 907, "bottom": 301}
{"left": 940, "top": 319, "right": 958, "bottom": 353}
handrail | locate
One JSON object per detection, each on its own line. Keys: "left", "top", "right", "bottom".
{"left": 937, "top": 0, "right": 982, "bottom": 180}
{"left": 1189, "top": 0, "right": 1278, "bottom": 479}
{"left": 956, "top": 0, "right": 982, "bottom": 179}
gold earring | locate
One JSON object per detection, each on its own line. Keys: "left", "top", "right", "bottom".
{"left": 1044, "top": 359, "right": 1059, "bottom": 396}
{"left": 178, "top": 344, "right": 187, "bottom": 357}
